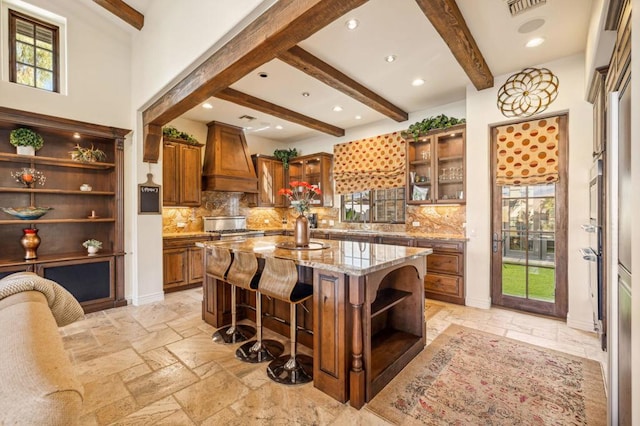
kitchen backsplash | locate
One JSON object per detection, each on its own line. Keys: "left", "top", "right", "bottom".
{"left": 163, "top": 192, "right": 465, "bottom": 236}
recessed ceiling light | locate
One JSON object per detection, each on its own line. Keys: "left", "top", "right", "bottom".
{"left": 412, "top": 78, "right": 425, "bottom": 87}
{"left": 302, "top": 92, "right": 310, "bottom": 97}
{"left": 526, "top": 37, "right": 545, "bottom": 47}
{"left": 355, "top": 115, "right": 362, "bottom": 120}
{"left": 275, "top": 125, "right": 283, "bottom": 130}
{"left": 73, "top": 132, "right": 81, "bottom": 139}
{"left": 258, "top": 71, "right": 268, "bottom": 78}
{"left": 345, "top": 18, "right": 359, "bottom": 30}
{"left": 518, "top": 18, "right": 545, "bottom": 34}
{"left": 385, "top": 55, "right": 397, "bottom": 63}
{"left": 202, "top": 103, "right": 213, "bottom": 109}
{"left": 332, "top": 105, "right": 343, "bottom": 112}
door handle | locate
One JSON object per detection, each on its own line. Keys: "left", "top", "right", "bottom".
{"left": 492, "top": 232, "right": 503, "bottom": 253}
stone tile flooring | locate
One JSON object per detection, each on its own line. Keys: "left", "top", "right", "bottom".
{"left": 61, "top": 288, "right": 607, "bottom": 425}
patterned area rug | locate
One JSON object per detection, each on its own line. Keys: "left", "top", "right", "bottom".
{"left": 367, "top": 324, "right": 606, "bottom": 425}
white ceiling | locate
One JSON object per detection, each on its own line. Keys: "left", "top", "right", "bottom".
{"left": 98, "top": 0, "right": 596, "bottom": 143}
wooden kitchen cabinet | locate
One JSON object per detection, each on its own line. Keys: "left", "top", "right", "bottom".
{"left": 250, "top": 155, "right": 286, "bottom": 207}
{"left": 288, "top": 152, "right": 333, "bottom": 207}
{"left": 588, "top": 67, "right": 608, "bottom": 157}
{"left": 0, "top": 107, "right": 128, "bottom": 313}
{"left": 406, "top": 124, "right": 465, "bottom": 204}
{"left": 162, "top": 138, "right": 203, "bottom": 206}
{"left": 163, "top": 236, "right": 210, "bottom": 292}
{"left": 415, "top": 239, "right": 465, "bottom": 304}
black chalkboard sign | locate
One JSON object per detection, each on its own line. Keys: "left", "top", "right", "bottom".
{"left": 138, "top": 173, "right": 161, "bottom": 214}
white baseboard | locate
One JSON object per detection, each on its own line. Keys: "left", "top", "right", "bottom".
{"left": 566, "top": 313, "right": 596, "bottom": 332}
{"left": 465, "top": 296, "right": 491, "bottom": 309}
{"left": 131, "top": 291, "right": 164, "bottom": 306}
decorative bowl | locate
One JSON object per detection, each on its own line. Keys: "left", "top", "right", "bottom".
{"left": 1, "top": 206, "right": 53, "bottom": 220}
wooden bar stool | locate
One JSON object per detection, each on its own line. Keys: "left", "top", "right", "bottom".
{"left": 212, "top": 250, "right": 257, "bottom": 344}
{"left": 259, "top": 257, "right": 314, "bottom": 385}
{"left": 236, "top": 267, "right": 285, "bottom": 363}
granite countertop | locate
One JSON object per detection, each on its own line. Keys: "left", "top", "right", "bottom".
{"left": 197, "top": 235, "right": 432, "bottom": 276}
{"left": 163, "top": 232, "right": 212, "bottom": 239}
{"left": 261, "top": 227, "right": 468, "bottom": 242}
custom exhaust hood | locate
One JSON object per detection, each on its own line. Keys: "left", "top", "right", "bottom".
{"left": 202, "top": 121, "right": 258, "bottom": 193}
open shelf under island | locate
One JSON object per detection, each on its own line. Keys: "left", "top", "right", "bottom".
{"left": 198, "top": 235, "right": 432, "bottom": 409}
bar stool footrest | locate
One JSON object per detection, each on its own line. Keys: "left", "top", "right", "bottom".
{"left": 236, "top": 339, "right": 284, "bottom": 363}
{"left": 212, "top": 324, "right": 256, "bottom": 344}
{"left": 267, "top": 354, "right": 313, "bottom": 385}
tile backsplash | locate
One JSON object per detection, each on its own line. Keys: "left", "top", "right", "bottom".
{"left": 163, "top": 192, "right": 465, "bottom": 236}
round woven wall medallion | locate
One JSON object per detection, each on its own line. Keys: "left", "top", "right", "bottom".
{"left": 497, "top": 68, "right": 559, "bottom": 118}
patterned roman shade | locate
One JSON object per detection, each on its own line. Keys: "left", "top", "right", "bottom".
{"left": 496, "top": 116, "right": 560, "bottom": 186}
{"left": 333, "top": 132, "right": 406, "bottom": 195}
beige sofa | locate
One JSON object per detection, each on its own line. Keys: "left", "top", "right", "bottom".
{"left": 0, "top": 272, "right": 85, "bottom": 425}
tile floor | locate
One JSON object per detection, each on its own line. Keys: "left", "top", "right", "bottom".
{"left": 60, "top": 288, "right": 607, "bottom": 425}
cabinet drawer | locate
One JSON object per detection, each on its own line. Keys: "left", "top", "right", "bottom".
{"left": 427, "top": 252, "right": 463, "bottom": 275}
{"left": 379, "top": 236, "right": 414, "bottom": 247}
{"left": 415, "top": 239, "right": 464, "bottom": 253}
{"left": 424, "top": 273, "right": 462, "bottom": 298}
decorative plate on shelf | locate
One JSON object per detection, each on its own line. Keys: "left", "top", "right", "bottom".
{"left": 1, "top": 206, "right": 53, "bottom": 220}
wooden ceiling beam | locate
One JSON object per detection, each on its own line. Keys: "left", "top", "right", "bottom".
{"left": 93, "top": 0, "right": 144, "bottom": 30}
{"left": 278, "top": 45, "right": 408, "bottom": 122}
{"left": 142, "top": 0, "right": 367, "bottom": 162}
{"left": 216, "top": 88, "right": 344, "bottom": 137}
{"left": 414, "top": 0, "right": 493, "bottom": 90}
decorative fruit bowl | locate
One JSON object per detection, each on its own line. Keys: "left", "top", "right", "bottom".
{"left": 1, "top": 206, "right": 53, "bottom": 220}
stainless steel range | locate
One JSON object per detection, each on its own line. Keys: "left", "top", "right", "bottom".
{"left": 203, "top": 216, "right": 265, "bottom": 240}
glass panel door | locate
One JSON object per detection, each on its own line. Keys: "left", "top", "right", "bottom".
{"left": 501, "top": 185, "right": 556, "bottom": 303}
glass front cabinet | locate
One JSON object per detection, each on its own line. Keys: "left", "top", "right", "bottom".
{"left": 406, "top": 124, "right": 465, "bottom": 204}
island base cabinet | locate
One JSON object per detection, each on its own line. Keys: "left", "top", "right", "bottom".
{"left": 313, "top": 269, "right": 350, "bottom": 403}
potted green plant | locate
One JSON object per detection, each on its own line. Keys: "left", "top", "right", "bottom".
{"left": 69, "top": 144, "right": 107, "bottom": 163}
{"left": 402, "top": 114, "right": 466, "bottom": 140}
{"left": 9, "top": 128, "right": 44, "bottom": 156}
{"left": 82, "top": 239, "right": 102, "bottom": 255}
{"left": 273, "top": 148, "right": 298, "bottom": 169}
{"left": 162, "top": 126, "right": 199, "bottom": 145}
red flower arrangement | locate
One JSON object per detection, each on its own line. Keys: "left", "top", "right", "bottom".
{"left": 278, "top": 181, "right": 322, "bottom": 214}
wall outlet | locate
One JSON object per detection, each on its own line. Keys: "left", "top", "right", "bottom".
{"left": 177, "top": 222, "right": 186, "bottom": 228}
{"left": 412, "top": 221, "right": 420, "bottom": 227}
{"left": 264, "top": 219, "right": 270, "bottom": 224}
{"left": 329, "top": 220, "right": 335, "bottom": 226}
{"left": 321, "top": 219, "right": 327, "bottom": 224}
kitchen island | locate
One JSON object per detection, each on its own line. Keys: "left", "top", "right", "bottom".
{"left": 198, "top": 235, "right": 432, "bottom": 408}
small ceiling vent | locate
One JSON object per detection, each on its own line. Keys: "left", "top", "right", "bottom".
{"left": 238, "top": 114, "right": 256, "bottom": 122}
{"left": 506, "top": 0, "right": 546, "bottom": 16}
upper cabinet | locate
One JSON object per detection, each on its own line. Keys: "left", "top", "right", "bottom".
{"left": 588, "top": 66, "right": 608, "bottom": 157}
{"left": 288, "top": 153, "right": 333, "bottom": 207}
{"left": 250, "top": 155, "right": 286, "bottom": 207}
{"left": 406, "top": 124, "right": 465, "bottom": 204}
{"left": 162, "top": 138, "right": 203, "bottom": 207}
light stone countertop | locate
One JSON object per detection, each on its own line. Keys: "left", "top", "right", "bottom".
{"left": 261, "top": 227, "right": 468, "bottom": 242}
{"left": 198, "top": 235, "right": 432, "bottom": 277}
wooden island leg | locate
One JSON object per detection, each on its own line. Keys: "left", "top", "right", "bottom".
{"left": 349, "top": 276, "right": 365, "bottom": 409}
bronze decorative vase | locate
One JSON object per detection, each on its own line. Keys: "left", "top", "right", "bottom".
{"left": 294, "top": 214, "right": 310, "bottom": 247}
{"left": 20, "top": 228, "right": 41, "bottom": 260}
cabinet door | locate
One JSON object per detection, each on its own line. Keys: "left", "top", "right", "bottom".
{"left": 407, "top": 136, "right": 434, "bottom": 204}
{"left": 37, "top": 257, "right": 114, "bottom": 306}
{"left": 434, "top": 129, "right": 465, "bottom": 203}
{"left": 257, "top": 159, "right": 275, "bottom": 206}
{"left": 163, "top": 248, "right": 188, "bottom": 289}
{"left": 188, "top": 246, "right": 204, "bottom": 284}
{"left": 179, "top": 144, "right": 202, "bottom": 206}
{"left": 273, "top": 160, "right": 286, "bottom": 207}
{"left": 162, "top": 142, "right": 179, "bottom": 206}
